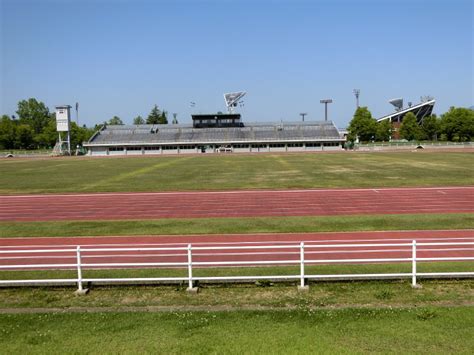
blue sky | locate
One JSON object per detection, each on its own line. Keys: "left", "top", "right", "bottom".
{"left": 1, "top": 0, "right": 472, "bottom": 128}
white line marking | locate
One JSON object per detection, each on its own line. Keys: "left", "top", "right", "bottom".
{"left": 2, "top": 229, "right": 473, "bottom": 241}
{"left": 1, "top": 237, "right": 473, "bottom": 250}
{"left": 1, "top": 186, "right": 473, "bottom": 199}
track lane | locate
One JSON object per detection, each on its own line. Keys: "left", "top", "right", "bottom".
{"left": 1, "top": 187, "right": 473, "bottom": 221}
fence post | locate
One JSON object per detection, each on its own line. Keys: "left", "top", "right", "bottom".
{"left": 74, "top": 246, "right": 88, "bottom": 295}
{"left": 186, "top": 244, "right": 198, "bottom": 293}
{"left": 411, "top": 240, "right": 421, "bottom": 288}
{"left": 298, "top": 242, "right": 309, "bottom": 292}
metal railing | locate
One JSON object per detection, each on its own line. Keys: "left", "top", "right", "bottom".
{"left": 354, "top": 141, "right": 473, "bottom": 149}
{"left": 0, "top": 240, "right": 473, "bottom": 291}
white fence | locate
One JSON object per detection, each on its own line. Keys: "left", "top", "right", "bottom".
{"left": 0, "top": 240, "right": 473, "bottom": 291}
{"left": 354, "top": 141, "right": 473, "bottom": 151}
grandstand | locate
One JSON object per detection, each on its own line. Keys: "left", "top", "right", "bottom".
{"left": 84, "top": 120, "right": 344, "bottom": 156}
{"left": 376, "top": 97, "right": 435, "bottom": 139}
{"left": 377, "top": 98, "right": 435, "bottom": 124}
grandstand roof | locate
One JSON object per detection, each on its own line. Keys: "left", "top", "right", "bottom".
{"left": 85, "top": 121, "right": 343, "bottom": 147}
{"left": 377, "top": 99, "right": 435, "bottom": 123}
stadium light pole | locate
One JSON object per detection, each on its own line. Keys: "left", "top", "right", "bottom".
{"left": 320, "top": 99, "right": 333, "bottom": 121}
{"left": 299, "top": 113, "right": 307, "bottom": 122}
{"left": 353, "top": 89, "right": 360, "bottom": 109}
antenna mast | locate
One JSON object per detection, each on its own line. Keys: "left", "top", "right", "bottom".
{"left": 353, "top": 89, "right": 360, "bottom": 108}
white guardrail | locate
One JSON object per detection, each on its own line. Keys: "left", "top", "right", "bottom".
{"left": 0, "top": 240, "right": 473, "bottom": 292}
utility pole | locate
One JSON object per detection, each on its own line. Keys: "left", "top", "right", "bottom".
{"left": 299, "top": 113, "right": 307, "bottom": 122}
{"left": 319, "top": 99, "right": 333, "bottom": 121}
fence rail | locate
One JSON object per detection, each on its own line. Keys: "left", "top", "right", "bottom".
{"left": 0, "top": 240, "right": 473, "bottom": 291}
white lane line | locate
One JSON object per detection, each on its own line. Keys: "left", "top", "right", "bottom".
{"left": 3, "top": 229, "right": 473, "bottom": 241}
{"left": 1, "top": 186, "right": 473, "bottom": 199}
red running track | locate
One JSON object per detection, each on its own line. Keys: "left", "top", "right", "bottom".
{"left": 1, "top": 230, "right": 473, "bottom": 269}
{"left": 1, "top": 187, "right": 473, "bottom": 222}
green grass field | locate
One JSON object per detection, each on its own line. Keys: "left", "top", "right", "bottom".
{"left": 0, "top": 151, "right": 473, "bottom": 194}
{"left": 1, "top": 151, "right": 473, "bottom": 353}
{"left": 1, "top": 213, "right": 472, "bottom": 237}
{"left": 1, "top": 307, "right": 473, "bottom": 354}
{"left": 1, "top": 263, "right": 473, "bottom": 309}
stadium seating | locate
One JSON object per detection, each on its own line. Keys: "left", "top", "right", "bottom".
{"left": 86, "top": 121, "right": 344, "bottom": 154}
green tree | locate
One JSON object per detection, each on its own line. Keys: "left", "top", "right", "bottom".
{"left": 0, "top": 115, "right": 17, "bottom": 149}
{"left": 399, "top": 112, "right": 422, "bottom": 141}
{"left": 421, "top": 114, "right": 439, "bottom": 141}
{"left": 147, "top": 105, "right": 161, "bottom": 124}
{"left": 160, "top": 110, "right": 168, "bottom": 124}
{"left": 16, "top": 98, "right": 51, "bottom": 134}
{"left": 108, "top": 116, "right": 124, "bottom": 125}
{"left": 439, "top": 107, "right": 474, "bottom": 141}
{"left": 375, "top": 119, "right": 392, "bottom": 142}
{"left": 133, "top": 115, "right": 145, "bottom": 125}
{"left": 15, "top": 124, "right": 34, "bottom": 149}
{"left": 147, "top": 105, "right": 168, "bottom": 124}
{"left": 70, "top": 122, "right": 95, "bottom": 147}
{"left": 34, "top": 119, "right": 58, "bottom": 148}
{"left": 347, "top": 107, "right": 377, "bottom": 142}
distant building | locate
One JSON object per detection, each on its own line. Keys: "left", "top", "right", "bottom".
{"left": 377, "top": 98, "right": 436, "bottom": 139}
{"left": 377, "top": 99, "right": 435, "bottom": 124}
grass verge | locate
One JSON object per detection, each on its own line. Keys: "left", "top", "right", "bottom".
{"left": 0, "top": 306, "right": 473, "bottom": 353}
{"left": 1, "top": 262, "right": 472, "bottom": 309}
{"left": 1, "top": 213, "right": 473, "bottom": 237}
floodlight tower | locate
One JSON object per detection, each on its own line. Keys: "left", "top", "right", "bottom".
{"left": 224, "top": 91, "right": 246, "bottom": 114}
{"left": 320, "top": 99, "right": 333, "bottom": 121}
{"left": 300, "top": 113, "right": 308, "bottom": 122}
{"left": 389, "top": 98, "right": 404, "bottom": 111}
{"left": 353, "top": 89, "right": 360, "bottom": 108}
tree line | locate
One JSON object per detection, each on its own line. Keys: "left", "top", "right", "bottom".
{"left": 0, "top": 99, "right": 176, "bottom": 150}
{"left": 0, "top": 99, "right": 95, "bottom": 150}
{"left": 347, "top": 106, "right": 474, "bottom": 143}
{"left": 105, "top": 105, "right": 177, "bottom": 126}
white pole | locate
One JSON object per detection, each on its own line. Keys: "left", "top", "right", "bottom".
{"left": 300, "top": 242, "right": 305, "bottom": 287}
{"left": 187, "top": 244, "right": 193, "bottom": 289}
{"left": 58, "top": 132, "right": 62, "bottom": 154}
{"left": 412, "top": 240, "right": 417, "bottom": 287}
{"left": 76, "top": 246, "right": 83, "bottom": 291}
{"left": 67, "top": 130, "right": 71, "bottom": 155}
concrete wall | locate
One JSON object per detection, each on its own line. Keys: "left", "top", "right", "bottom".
{"left": 88, "top": 143, "right": 342, "bottom": 156}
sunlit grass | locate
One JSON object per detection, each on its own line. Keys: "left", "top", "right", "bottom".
{"left": 0, "top": 151, "right": 472, "bottom": 194}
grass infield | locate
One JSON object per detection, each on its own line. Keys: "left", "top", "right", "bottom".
{"left": 0, "top": 151, "right": 473, "bottom": 194}
{"left": 1, "top": 213, "right": 473, "bottom": 238}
